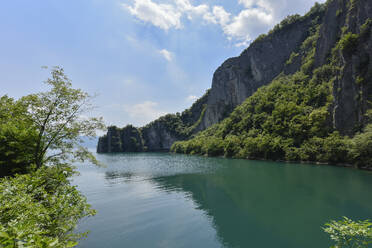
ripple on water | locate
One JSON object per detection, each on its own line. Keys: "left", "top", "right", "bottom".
{"left": 74, "top": 152, "right": 372, "bottom": 248}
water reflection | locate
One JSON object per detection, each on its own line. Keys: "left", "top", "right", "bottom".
{"left": 104, "top": 171, "right": 134, "bottom": 184}
{"left": 76, "top": 153, "right": 372, "bottom": 248}
{"left": 150, "top": 160, "right": 372, "bottom": 248}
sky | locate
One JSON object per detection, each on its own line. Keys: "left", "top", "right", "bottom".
{"left": 0, "top": 0, "right": 325, "bottom": 128}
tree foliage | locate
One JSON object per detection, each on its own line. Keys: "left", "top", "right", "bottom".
{"left": 0, "top": 67, "right": 103, "bottom": 247}
{"left": 171, "top": 66, "right": 342, "bottom": 163}
{"left": 348, "top": 124, "right": 372, "bottom": 168}
{"left": 0, "top": 96, "right": 38, "bottom": 176}
{"left": 0, "top": 165, "right": 95, "bottom": 247}
{"left": 172, "top": 66, "right": 371, "bottom": 167}
{"left": 21, "top": 66, "right": 105, "bottom": 169}
{"left": 324, "top": 217, "right": 372, "bottom": 248}
{"left": 171, "top": 17, "right": 372, "bottom": 169}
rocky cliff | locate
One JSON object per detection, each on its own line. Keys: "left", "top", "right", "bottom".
{"left": 97, "top": 90, "right": 209, "bottom": 152}
{"left": 199, "top": 9, "right": 322, "bottom": 129}
{"left": 97, "top": 125, "right": 144, "bottom": 153}
{"left": 98, "top": 0, "right": 372, "bottom": 153}
{"left": 317, "top": 0, "right": 372, "bottom": 134}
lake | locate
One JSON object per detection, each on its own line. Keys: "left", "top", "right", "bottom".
{"left": 74, "top": 152, "right": 372, "bottom": 248}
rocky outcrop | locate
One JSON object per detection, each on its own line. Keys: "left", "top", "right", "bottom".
{"left": 97, "top": 91, "right": 209, "bottom": 153}
{"left": 199, "top": 12, "right": 321, "bottom": 129}
{"left": 97, "top": 125, "right": 143, "bottom": 153}
{"left": 98, "top": 0, "right": 372, "bottom": 152}
{"left": 323, "top": 0, "right": 372, "bottom": 134}
{"left": 141, "top": 121, "right": 179, "bottom": 151}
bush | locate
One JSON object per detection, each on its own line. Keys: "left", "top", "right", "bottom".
{"left": 324, "top": 217, "right": 372, "bottom": 248}
{"left": 223, "top": 136, "right": 241, "bottom": 157}
{"left": 173, "top": 66, "right": 335, "bottom": 162}
{"left": 0, "top": 68, "right": 102, "bottom": 247}
{"left": 205, "top": 138, "right": 224, "bottom": 157}
{"left": 338, "top": 32, "right": 359, "bottom": 54}
{"left": 0, "top": 123, "right": 38, "bottom": 176}
{"left": 0, "top": 96, "right": 38, "bottom": 176}
{"left": 360, "top": 18, "right": 372, "bottom": 39}
{"left": 320, "top": 132, "right": 350, "bottom": 163}
{"left": 349, "top": 124, "right": 372, "bottom": 169}
{"left": 171, "top": 15, "right": 371, "bottom": 169}
{"left": 0, "top": 165, "right": 95, "bottom": 248}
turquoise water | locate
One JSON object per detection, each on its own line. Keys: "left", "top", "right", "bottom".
{"left": 74, "top": 153, "right": 372, "bottom": 248}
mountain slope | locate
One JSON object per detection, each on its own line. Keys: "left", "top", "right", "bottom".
{"left": 97, "top": 90, "right": 209, "bottom": 152}
{"left": 199, "top": 4, "right": 326, "bottom": 129}
{"left": 98, "top": 0, "right": 372, "bottom": 166}
{"left": 172, "top": 0, "right": 372, "bottom": 169}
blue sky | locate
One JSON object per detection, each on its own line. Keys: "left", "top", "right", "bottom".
{"left": 0, "top": 0, "right": 324, "bottom": 128}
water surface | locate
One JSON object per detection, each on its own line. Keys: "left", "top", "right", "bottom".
{"left": 74, "top": 153, "right": 372, "bottom": 248}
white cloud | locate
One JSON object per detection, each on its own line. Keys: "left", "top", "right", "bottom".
{"left": 159, "top": 49, "right": 173, "bottom": 61}
{"left": 123, "top": 101, "right": 167, "bottom": 126}
{"left": 223, "top": 8, "right": 273, "bottom": 45}
{"left": 123, "top": 0, "right": 212, "bottom": 30}
{"left": 238, "top": 0, "right": 265, "bottom": 9}
{"left": 186, "top": 95, "right": 198, "bottom": 102}
{"left": 123, "top": 0, "right": 182, "bottom": 30}
{"left": 239, "top": 0, "right": 327, "bottom": 22}
{"left": 212, "top": 6, "right": 231, "bottom": 26}
{"left": 175, "top": 0, "right": 209, "bottom": 20}
{"left": 123, "top": 78, "right": 135, "bottom": 86}
{"left": 203, "top": 6, "right": 231, "bottom": 25}
{"left": 125, "top": 34, "right": 174, "bottom": 63}
{"left": 230, "top": 0, "right": 326, "bottom": 45}
{"left": 125, "top": 0, "right": 325, "bottom": 46}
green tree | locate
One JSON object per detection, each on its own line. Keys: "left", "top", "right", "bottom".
{"left": 22, "top": 66, "right": 105, "bottom": 169}
{"left": 324, "top": 217, "right": 372, "bottom": 248}
{"left": 0, "top": 165, "right": 96, "bottom": 247}
{"left": 0, "top": 67, "right": 104, "bottom": 247}
{"left": 0, "top": 96, "right": 38, "bottom": 176}
{"left": 349, "top": 124, "right": 372, "bottom": 168}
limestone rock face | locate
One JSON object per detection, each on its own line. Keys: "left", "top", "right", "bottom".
{"left": 305, "top": 0, "right": 372, "bottom": 135}
{"left": 199, "top": 16, "right": 315, "bottom": 129}
{"left": 322, "top": 0, "right": 372, "bottom": 135}
{"left": 141, "top": 124, "right": 178, "bottom": 151}
{"left": 98, "top": 0, "right": 372, "bottom": 152}
{"left": 97, "top": 92, "right": 209, "bottom": 153}
{"left": 97, "top": 125, "right": 143, "bottom": 153}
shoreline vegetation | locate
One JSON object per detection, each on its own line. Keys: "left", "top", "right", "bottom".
{"left": 170, "top": 0, "right": 372, "bottom": 170}
{"left": 0, "top": 67, "right": 104, "bottom": 247}
{"left": 98, "top": 0, "right": 372, "bottom": 172}
{"left": 324, "top": 217, "right": 372, "bottom": 247}
{"left": 1, "top": 0, "right": 372, "bottom": 246}
{"left": 170, "top": 151, "right": 372, "bottom": 171}
{"left": 0, "top": 68, "right": 370, "bottom": 248}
